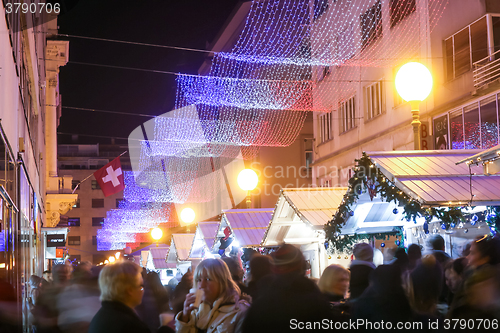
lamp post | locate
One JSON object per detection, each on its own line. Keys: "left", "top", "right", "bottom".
{"left": 237, "top": 169, "right": 258, "bottom": 209}
{"left": 395, "top": 62, "right": 433, "bottom": 150}
{"left": 151, "top": 227, "right": 163, "bottom": 247}
{"left": 180, "top": 208, "right": 196, "bottom": 232}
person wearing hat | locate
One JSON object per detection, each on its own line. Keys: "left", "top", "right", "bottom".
{"left": 349, "top": 243, "right": 375, "bottom": 299}
{"left": 241, "top": 244, "right": 332, "bottom": 333}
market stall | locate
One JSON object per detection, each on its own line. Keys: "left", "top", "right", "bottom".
{"left": 166, "top": 233, "right": 195, "bottom": 274}
{"left": 262, "top": 187, "right": 347, "bottom": 278}
{"left": 325, "top": 150, "right": 500, "bottom": 259}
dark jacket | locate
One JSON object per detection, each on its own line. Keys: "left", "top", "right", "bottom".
{"left": 349, "top": 263, "right": 375, "bottom": 299}
{"left": 88, "top": 301, "right": 150, "bottom": 333}
{"left": 242, "top": 272, "right": 333, "bottom": 333}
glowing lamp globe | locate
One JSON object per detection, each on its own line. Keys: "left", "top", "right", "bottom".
{"left": 237, "top": 169, "right": 258, "bottom": 191}
{"left": 395, "top": 62, "right": 433, "bottom": 102}
{"left": 108, "top": 256, "right": 116, "bottom": 263}
{"left": 151, "top": 227, "right": 163, "bottom": 241}
{"left": 181, "top": 208, "right": 196, "bottom": 224}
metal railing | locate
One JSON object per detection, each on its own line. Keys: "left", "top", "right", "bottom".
{"left": 473, "top": 49, "right": 500, "bottom": 89}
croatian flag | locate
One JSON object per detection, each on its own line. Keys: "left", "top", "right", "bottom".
{"left": 94, "top": 157, "right": 125, "bottom": 197}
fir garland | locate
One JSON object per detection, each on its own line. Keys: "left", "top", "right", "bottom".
{"left": 324, "top": 152, "right": 468, "bottom": 253}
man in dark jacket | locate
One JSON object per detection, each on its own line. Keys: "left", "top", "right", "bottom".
{"left": 242, "top": 244, "right": 333, "bottom": 333}
{"left": 429, "top": 234, "right": 451, "bottom": 306}
{"left": 349, "top": 243, "right": 376, "bottom": 299}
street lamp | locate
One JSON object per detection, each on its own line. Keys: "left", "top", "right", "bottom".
{"left": 151, "top": 227, "right": 163, "bottom": 247}
{"left": 180, "top": 208, "right": 196, "bottom": 232}
{"left": 395, "top": 62, "right": 433, "bottom": 150}
{"left": 237, "top": 169, "right": 258, "bottom": 208}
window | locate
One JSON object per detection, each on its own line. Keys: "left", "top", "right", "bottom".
{"left": 360, "top": 1, "right": 382, "bottom": 49}
{"left": 116, "top": 199, "right": 123, "bottom": 208}
{"left": 92, "top": 236, "right": 97, "bottom": 246}
{"left": 433, "top": 114, "right": 449, "bottom": 149}
{"left": 390, "top": 0, "right": 416, "bottom": 28}
{"left": 72, "top": 199, "right": 80, "bottom": 209}
{"left": 445, "top": 16, "right": 489, "bottom": 80}
{"left": 92, "top": 217, "right": 104, "bottom": 227}
{"left": 92, "top": 199, "right": 104, "bottom": 208}
{"left": 304, "top": 139, "right": 313, "bottom": 170}
{"left": 318, "top": 112, "right": 332, "bottom": 143}
{"left": 68, "top": 236, "right": 80, "bottom": 245}
{"left": 340, "top": 96, "right": 356, "bottom": 133}
{"left": 364, "top": 80, "right": 385, "bottom": 120}
{"left": 435, "top": 92, "right": 500, "bottom": 150}
{"left": 91, "top": 180, "right": 101, "bottom": 190}
{"left": 71, "top": 180, "right": 80, "bottom": 191}
{"left": 68, "top": 218, "right": 80, "bottom": 227}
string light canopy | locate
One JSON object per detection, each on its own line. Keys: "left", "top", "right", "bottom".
{"left": 176, "top": 0, "right": 449, "bottom": 113}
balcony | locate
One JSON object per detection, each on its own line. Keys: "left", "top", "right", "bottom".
{"left": 473, "top": 49, "right": 500, "bottom": 90}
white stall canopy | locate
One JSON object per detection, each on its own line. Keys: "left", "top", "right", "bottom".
{"left": 214, "top": 208, "right": 273, "bottom": 251}
{"left": 370, "top": 150, "right": 500, "bottom": 206}
{"left": 190, "top": 221, "right": 219, "bottom": 259}
{"left": 166, "top": 233, "right": 194, "bottom": 272}
{"left": 262, "top": 188, "right": 346, "bottom": 246}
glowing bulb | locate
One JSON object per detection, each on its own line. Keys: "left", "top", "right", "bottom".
{"left": 115, "top": 252, "right": 121, "bottom": 259}
{"left": 151, "top": 227, "right": 163, "bottom": 241}
{"left": 237, "top": 169, "right": 258, "bottom": 191}
{"left": 104, "top": 260, "right": 109, "bottom": 264}
{"left": 108, "top": 256, "right": 116, "bottom": 263}
{"left": 395, "top": 62, "right": 433, "bottom": 102}
{"left": 181, "top": 208, "right": 196, "bottom": 224}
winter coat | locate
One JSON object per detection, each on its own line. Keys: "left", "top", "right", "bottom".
{"left": 349, "top": 261, "right": 375, "bottom": 299}
{"left": 175, "top": 297, "right": 249, "bottom": 333}
{"left": 88, "top": 301, "right": 150, "bottom": 333}
{"left": 241, "top": 272, "right": 333, "bottom": 333}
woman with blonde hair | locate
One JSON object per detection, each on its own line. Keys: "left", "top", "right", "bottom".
{"left": 88, "top": 261, "right": 149, "bottom": 333}
{"left": 318, "top": 264, "right": 350, "bottom": 302}
{"left": 175, "top": 258, "right": 249, "bottom": 333}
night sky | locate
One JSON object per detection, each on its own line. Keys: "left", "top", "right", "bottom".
{"left": 57, "top": 0, "right": 241, "bottom": 144}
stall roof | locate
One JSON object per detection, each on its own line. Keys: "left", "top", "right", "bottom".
{"left": 221, "top": 209, "right": 273, "bottom": 247}
{"left": 150, "top": 247, "right": 170, "bottom": 269}
{"left": 197, "top": 221, "right": 220, "bottom": 250}
{"left": 168, "top": 234, "right": 195, "bottom": 262}
{"left": 369, "top": 150, "right": 500, "bottom": 206}
{"left": 262, "top": 188, "right": 347, "bottom": 246}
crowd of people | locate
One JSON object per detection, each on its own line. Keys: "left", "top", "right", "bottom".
{"left": 14, "top": 234, "right": 500, "bottom": 332}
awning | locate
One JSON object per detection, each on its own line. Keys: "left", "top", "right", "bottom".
{"left": 150, "top": 247, "right": 171, "bottom": 269}
{"left": 262, "top": 188, "right": 346, "bottom": 246}
{"left": 197, "top": 221, "right": 220, "bottom": 250}
{"left": 369, "top": 150, "right": 500, "bottom": 206}
{"left": 189, "top": 221, "right": 219, "bottom": 259}
{"left": 166, "top": 234, "right": 195, "bottom": 263}
{"left": 213, "top": 209, "right": 273, "bottom": 249}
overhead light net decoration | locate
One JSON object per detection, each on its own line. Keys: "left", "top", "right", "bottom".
{"left": 176, "top": 0, "right": 448, "bottom": 113}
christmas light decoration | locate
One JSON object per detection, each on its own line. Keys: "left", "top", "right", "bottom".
{"left": 176, "top": 0, "right": 449, "bottom": 113}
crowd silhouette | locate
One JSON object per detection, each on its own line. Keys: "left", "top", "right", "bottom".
{"left": 5, "top": 234, "right": 499, "bottom": 333}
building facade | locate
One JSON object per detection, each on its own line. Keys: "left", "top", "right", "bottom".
{"left": 310, "top": 0, "right": 500, "bottom": 187}
{"left": 0, "top": 3, "right": 77, "bottom": 330}
{"left": 58, "top": 144, "right": 130, "bottom": 264}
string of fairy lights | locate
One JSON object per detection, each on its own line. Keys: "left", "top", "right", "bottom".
{"left": 98, "top": 0, "right": 450, "bottom": 249}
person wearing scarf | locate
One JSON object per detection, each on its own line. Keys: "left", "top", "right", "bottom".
{"left": 175, "top": 259, "right": 249, "bottom": 333}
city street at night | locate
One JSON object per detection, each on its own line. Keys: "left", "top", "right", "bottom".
{"left": 1, "top": 0, "right": 500, "bottom": 332}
